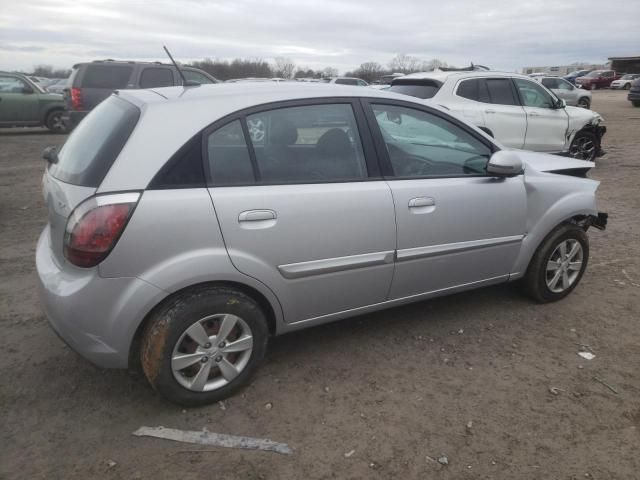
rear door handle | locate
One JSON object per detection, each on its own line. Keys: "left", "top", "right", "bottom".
{"left": 408, "top": 197, "right": 435, "bottom": 208}
{"left": 529, "top": 111, "right": 540, "bottom": 117}
{"left": 485, "top": 109, "right": 496, "bottom": 114}
{"left": 238, "top": 209, "right": 277, "bottom": 222}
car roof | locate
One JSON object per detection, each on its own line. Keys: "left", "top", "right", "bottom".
{"left": 117, "top": 81, "right": 418, "bottom": 109}
{"left": 397, "top": 70, "right": 535, "bottom": 82}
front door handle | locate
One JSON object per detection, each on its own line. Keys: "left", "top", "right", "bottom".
{"left": 408, "top": 197, "right": 435, "bottom": 208}
{"left": 529, "top": 111, "right": 540, "bottom": 117}
{"left": 238, "top": 209, "right": 277, "bottom": 222}
{"left": 485, "top": 109, "right": 496, "bottom": 114}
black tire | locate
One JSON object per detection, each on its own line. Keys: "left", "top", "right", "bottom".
{"left": 140, "top": 286, "right": 269, "bottom": 406}
{"left": 632, "top": 101, "right": 640, "bottom": 108}
{"left": 569, "top": 131, "right": 598, "bottom": 162}
{"left": 624, "top": 83, "right": 631, "bottom": 90}
{"left": 45, "top": 109, "right": 66, "bottom": 133}
{"left": 577, "top": 97, "right": 590, "bottom": 109}
{"left": 522, "top": 223, "right": 589, "bottom": 303}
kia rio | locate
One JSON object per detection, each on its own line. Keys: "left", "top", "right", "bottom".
{"left": 37, "top": 83, "right": 607, "bottom": 406}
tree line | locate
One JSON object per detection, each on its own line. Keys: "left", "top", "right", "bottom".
{"left": 26, "top": 54, "right": 450, "bottom": 83}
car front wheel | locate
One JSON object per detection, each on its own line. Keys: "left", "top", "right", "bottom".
{"left": 569, "top": 131, "right": 597, "bottom": 161}
{"left": 523, "top": 223, "right": 589, "bottom": 303}
{"left": 140, "top": 286, "right": 269, "bottom": 406}
{"left": 624, "top": 83, "right": 631, "bottom": 90}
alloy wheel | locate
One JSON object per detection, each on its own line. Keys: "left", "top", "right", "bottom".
{"left": 545, "top": 239, "right": 583, "bottom": 293}
{"left": 569, "top": 135, "right": 596, "bottom": 161}
{"left": 171, "top": 313, "right": 254, "bottom": 392}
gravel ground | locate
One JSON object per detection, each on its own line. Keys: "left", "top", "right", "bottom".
{"left": 1, "top": 90, "right": 639, "bottom": 480}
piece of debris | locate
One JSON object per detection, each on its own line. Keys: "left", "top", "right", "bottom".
{"left": 549, "top": 387, "right": 564, "bottom": 395}
{"left": 570, "top": 328, "right": 576, "bottom": 333}
{"left": 457, "top": 329, "right": 464, "bottom": 335}
{"left": 578, "top": 351, "right": 595, "bottom": 361}
{"left": 344, "top": 449, "right": 355, "bottom": 458}
{"left": 593, "top": 376, "right": 619, "bottom": 394}
{"left": 323, "top": 386, "right": 330, "bottom": 393}
{"left": 106, "top": 459, "right": 117, "bottom": 469}
{"left": 438, "top": 456, "right": 449, "bottom": 466}
{"left": 218, "top": 401, "right": 226, "bottom": 411}
{"left": 368, "top": 461, "right": 380, "bottom": 470}
{"left": 132, "top": 426, "right": 292, "bottom": 455}
{"left": 264, "top": 402, "right": 273, "bottom": 410}
{"left": 466, "top": 421, "right": 473, "bottom": 433}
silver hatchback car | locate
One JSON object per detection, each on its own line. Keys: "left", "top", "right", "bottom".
{"left": 37, "top": 83, "right": 607, "bottom": 406}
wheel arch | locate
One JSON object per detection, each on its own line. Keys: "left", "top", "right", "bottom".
{"left": 42, "top": 105, "right": 64, "bottom": 124}
{"left": 128, "top": 280, "right": 279, "bottom": 372}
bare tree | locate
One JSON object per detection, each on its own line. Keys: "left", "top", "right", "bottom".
{"left": 321, "top": 66, "right": 339, "bottom": 78}
{"left": 388, "top": 54, "right": 422, "bottom": 74}
{"left": 422, "top": 58, "right": 448, "bottom": 71}
{"left": 31, "top": 64, "right": 72, "bottom": 78}
{"left": 351, "top": 62, "right": 385, "bottom": 83}
{"left": 273, "top": 57, "right": 296, "bottom": 79}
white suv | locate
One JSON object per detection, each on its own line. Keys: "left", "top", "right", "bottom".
{"left": 389, "top": 71, "right": 606, "bottom": 161}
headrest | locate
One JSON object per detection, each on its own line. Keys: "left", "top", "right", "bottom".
{"left": 316, "top": 128, "right": 352, "bottom": 155}
{"left": 270, "top": 119, "right": 298, "bottom": 146}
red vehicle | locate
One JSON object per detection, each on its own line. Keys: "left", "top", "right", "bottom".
{"left": 575, "top": 70, "right": 621, "bottom": 90}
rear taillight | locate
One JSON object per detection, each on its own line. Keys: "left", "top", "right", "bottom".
{"left": 64, "top": 193, "right": 140, "bottom": 268}
{"left": 70, "top": 87, "right": 83, "bottom": 110}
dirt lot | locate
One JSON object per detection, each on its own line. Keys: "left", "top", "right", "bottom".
{"left": 1, "top": 90, "right": 639, "bottom": 480}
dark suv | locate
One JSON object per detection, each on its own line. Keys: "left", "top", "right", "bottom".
{"left": 629, "top": 77, "right": 640, "bottom": 107}
{"left": 62, "top": 60, "right": 218, "bottom": 129}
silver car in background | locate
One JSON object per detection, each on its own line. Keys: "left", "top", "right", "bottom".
{"left": 535, "top": 76, "right": 592, "bottom": 109}
{"left": 37, "top": 83, "right": 607, "bottom": 406}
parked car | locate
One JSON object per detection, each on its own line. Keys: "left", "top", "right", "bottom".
{"left": 610, "top": 74, "right": 640, "bottom": 90}
{"left": 628, "top": 77, "right": 640, "bottom": 107}
{"left": 62, "top": 60, "right": 219, "bottom": 130}
{"left": 535, "top": 76, "right": 592, "bottom": 109}
{"left": 388, "top": 71, "right": 606, "bottom": 161}
{"left": 323, "top": 77, "right": 369, "bottom": 86}
{"left": 563, "top": 70, "right": 592, "bottom": 85}
{"left": 575, "top": 70, "right": 621, "bottom": 90}
{"left": 0, "top": 72, "right": 66, "bottom": 132}
{"left": 45, "top": 78, "right": 68, "bottom": 94}
{"left": 37, "top": 83, "right": 607, "bottom": 405}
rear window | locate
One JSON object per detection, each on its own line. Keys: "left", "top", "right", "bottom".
{"left": 81, "top": 65, "right": 133, "bottom": 89}
{"left": 388, "top": 80, "right": 442, "bottom": 99}
{"left": 335, "top": 78, "right": 358, "bottom": 85}
{"left": 49, "top": 96, "right": 139, "bottom": 187}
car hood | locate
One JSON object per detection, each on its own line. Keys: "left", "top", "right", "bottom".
{"left": 514, "top": 149, "right": 593, "bottom": 174}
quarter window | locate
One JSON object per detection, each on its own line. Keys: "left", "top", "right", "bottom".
{"left": 245, "top": 104, "right": 367, "bottom": 183}
{"left": 514, "top": 79, "right": 556, "bottom": 108}
{"left": 207, "top": 120, "right": 254, "bottom": 186}
{"left": 456, "top": 78, "right": 490, "bottom": 102}
{"left": 372, "top": 104, "right": 492, "bottom": 178}
{"left": 82, "top": 65, "right": 133, "bottom": 89}
{"left": 139, "top": 68, "right": 175, "bottom": 88}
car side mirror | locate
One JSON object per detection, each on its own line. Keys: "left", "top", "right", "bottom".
{"left": 486, "top": 151, "right": 524, "bottom": 177}
{"left": 554, "top": 98, "right": 566, "bottom": 109}
{"left": 22, "top": 86, "right": 34, "bottom": 94}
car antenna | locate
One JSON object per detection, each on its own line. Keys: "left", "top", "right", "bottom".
{"left": 163, "top": 45, "right": 199, "bottom": 87}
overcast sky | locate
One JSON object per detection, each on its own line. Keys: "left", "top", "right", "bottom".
{"left": 1, "top": 0, "right": 638, "bottom": 74}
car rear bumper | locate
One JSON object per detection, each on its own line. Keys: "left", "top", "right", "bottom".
{"left": 36, "top": 226, "right": 166, "bottom": 368}
{"left": 61, "top": 110, "right": 88, "bottom": 130}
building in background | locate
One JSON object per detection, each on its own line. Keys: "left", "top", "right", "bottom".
{"left": 608, "top": 56, "right": 640, "bottom": 74}
{"left": 522, "top": 63, "right": 607, "bottom": 76}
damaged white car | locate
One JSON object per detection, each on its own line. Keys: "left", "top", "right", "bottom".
{"left": 389, "top": 71, "right": 606, "bottom": 161}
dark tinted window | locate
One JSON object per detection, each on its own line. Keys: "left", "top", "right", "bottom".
{"left": 140, "top": 68, "right": 175, "bottom": 88}
{"left": 49, "top": 96, "right": 139, "bottom": 186}
{"left": 485, "top": 78, "right": 518, "bottom": 105}
{"left": 389, "top": 80, "right": 442, "bottom": 99}
{"left": 149, "top": 135, "right": 205, "bottom": 189}
{"left": 541, "top": 78, "right": 559, "bottom": 89}
{"left": 335, "top": 78, "right": 358, "bottom": 85}
{"left": 82, "top": 65, "right": 133, "bottom": 89}
{"left": 372, "top": 104, "right": 491, "bottom": 177}
{"left": 207, "top": 120, "right": 254, "bottom": 186}
{"left": 456, "top": 79, "right": 490, "bottom": 102}
{"left": 245, "top": 104, "right": 367, "bottom": 183}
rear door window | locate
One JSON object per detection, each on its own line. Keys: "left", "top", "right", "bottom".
{"left": 49, "top": 96, "right": 139, "bottom": 187}
{"left": 81, "top": 65, "right": 133, "bottom": 89}
{"left": 139, "top": 67, "right": 175, "bottom": 88}
{"left": 485, "top": 78, "right": 518, "bottom": 106}
{"left": 456, "top": 78, "right": 491, "bottom": 103}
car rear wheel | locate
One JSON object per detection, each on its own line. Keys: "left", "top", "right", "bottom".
{"left": 523, "top": 223, "right": 589, "bottom": 303}
{"left": 569, "top": 131, "right": 597, "bottom": 161}
{"left": 632, "top": 101, "right": 640, "bottom": 107}
{"left": 577, "top": 97, "right": 590, "bottom": 109}
{"left": 45, "top": 110, "right": 66, "bottom": 133}
{"left": 140, "top": 286, "right": 268, "bottom": 406}
{"left": 624, "top": 83, "right": 631, "bottom": 90}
